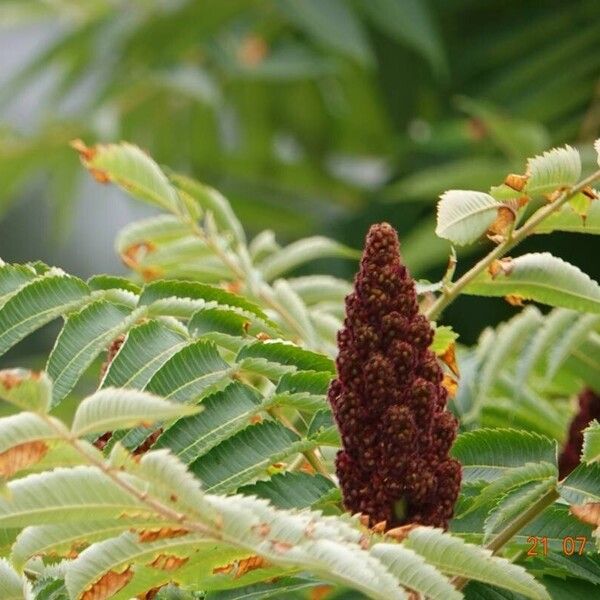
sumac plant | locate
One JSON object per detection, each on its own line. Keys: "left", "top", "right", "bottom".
{"left": 0, "top": 140, "right": 599, "bottom": 600}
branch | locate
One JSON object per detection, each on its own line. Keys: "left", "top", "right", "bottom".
{"left": 425, "top": 169, "right": 600, "bottom": 321}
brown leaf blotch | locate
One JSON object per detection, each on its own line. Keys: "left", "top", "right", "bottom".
{"left": 0, "top": 441, "right": 49, "bottom": 478}
{"left": 81, "top": 568, "right": 133, "bottom": 600}
{"left": 504, "top": 173, "right": 528, "bottom": 191}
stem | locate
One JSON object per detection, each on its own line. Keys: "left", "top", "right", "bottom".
{"left": 452, "top": 487, "right": 560, "bottom": 591}
{"left": 425, "top": 169, "right": 600, "bottom": 321}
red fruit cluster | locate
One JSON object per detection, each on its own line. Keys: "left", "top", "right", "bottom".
{"left": 328, "top": 223, "right": 461, "bottom": 529}
{"left": 559, "top": 388, "right": 600, "bottom": 478}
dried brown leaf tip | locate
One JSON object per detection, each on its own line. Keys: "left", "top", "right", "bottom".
{"left": 238, "top": 35, "right": 268, "bottom": 67}
{"left": 70, "top": 139, "right": 110, "bottom": 184}
{"left": 559, "top": 388, "right": 600, "bottom": 478}
{"left": 328, "top": 223, "right": 461, "bottom": 530}
{"left": 81, "top": 568, "right": 133, "bottom": 600}
{"left": 504, "top": 173, "right": 528, "bottom": 192}
{"left": 571, "top": 503, "right": 600, "bottom": 527}
{"left": 385, "top": 523, "right": 420, "bottom": 542}
{"left": 0, "top": 370, "right": 24, "bottom": 391}
{"left": 0, "top": 441, "right": 49, "bottom": 479}
{"left": 488, "top": 258, "right": 514, "bottom": 279}
{"left": 440, "top": 344, "right": 460, "bottom": 377}
{"left": 504, "top": 294, "right": 525, "bottom": 307}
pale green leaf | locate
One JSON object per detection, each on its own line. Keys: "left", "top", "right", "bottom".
{"left": 0, "top": 559, "right": 31, "bottom": 600}
{"left": 0, "top": 263, "right": 37, "bottom": 308}
{"left": 0, "top": 369, "right": 52, "bottom": 413}
{"left": 582, "top": 421, "right": 600, "bottom": 464}
{"left": 525, "top": 145, "right": 581, "bottom": 196}
{"left": 430, "top": 324, "right": 459, "bottom": 355}
{"left": 464, "top": 252, "right": 600, "bottom": 313}
{"left": 78, "top": 142, "right": 182, "bottom": 214}
{"left": 405, "top": 527, "right": 550, "bottom": 599}
{"left": 0, "top": 412, "right": 58, "bottom": 454}
{"left": 257, "top": 237, "right": 359, "bottom": 281}
{"left": 435, "top": 190, "right": 500, "bottom": 245}
{"left": 534, "top": 199, "right": 600, "bottom": 235}
{"left": 560, "top": 463, "right": 600, "bottom": 505}
{"left": 71, "top": 388, "right": 200, "bottom": 438}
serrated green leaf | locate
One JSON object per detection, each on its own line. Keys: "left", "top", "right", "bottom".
{"left": 154, "top": 382, "right": 263, "bottom": 463}
{"left": 238, "top": 472, "right": 335, "bottom": 509}
{"left": 559, "top": 462, "right": 600, "bottom": 505}
{"left": 0, "top": 558, "right": 30, "bottom": 600}
{"left": 78, "top": 142, "right": 182, "bottom": 214}
{"left": 238, "top": 340, "right": 335, "bottom": 379}
{"left": 47, "top": 300, "right": 144, "bottom": 406}
{"left": 171, "top": 173, "right": 246, "bottom": 244}
{"left": 191, "top": 421, "right": 309, "bottom": 493}
{"left": 464, "top": 253, "right": 600, "bottom": 313}
{"left": 405, "top": 527, "right": 550, "bottom": 599}
{"left": 101, "top": 319, "right": 189, "bottom": 390}
{"left": 115, "top": 215, "right": 194, "bottom": 256}
{"left": 451, "top": 429, "right": 557, "bottom": 483}
{"left": 582, "top": 421, "right": 600, "bottom": 464}
{"left": 435, "top": 190, "right": 501, "bottom": 245}
{"left": 257, "top": 237, "right": 359, "bottom": 281}
{"left": 0, "top": 369, "right": 52, "bottom": 413}
{"left": 0, "top": 270, "right": 89, "bottom": 357}
{"left": 459, "top": 462, "right": 556, "bottom": 517}
{"left": 0, "top": 466, "right": 148, "bottom": 527}
{"left": 307, "top": 409, "right": 339, "bottom": 446}
{"left": 0, "top": 263, "right": 37, "bottom": 308}
{"left": 484, "top": 478, "right": 557, "bottom": 542}
{"left": 0, "top": 412, "right": 58, "bottom": 455}
{"left": 535, "top": 199, "right": 600, "bottom": 235}
{"left": 71, "top": 388, "right": 200, "bottom": 437}
{"left": 370, "top": 543, "right": 461, "bottom": 600}
{"left": 86, "top": 275, "right": 141, "bottom": 294}
{"left": 116, "top": 341, "right": 233, "bottom": 451}
{"left": 525, "top": 145, "right": 581, "bottom": 196}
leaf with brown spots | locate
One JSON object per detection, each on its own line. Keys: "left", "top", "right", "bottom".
{"left": 81, "top": 568, "right": 133, "bottom": 600}
{"left": 148, "top": 554, "right": 189, "bottom": 572}
{"left": 0, "top": 441, "right": 48, "bottom": 479}
{"left": 213, "top": 555, "right": 270, "bottom": 579}
{"left": 137, "top": 527, "right": 189, "bottom": 543}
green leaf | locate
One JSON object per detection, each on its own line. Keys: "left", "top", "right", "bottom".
{"left": 140, "top": 280, "right": 271, "bottom": 324}
{"left": 0, "top": 263, "right": 37, "bottom": 307}
{"left": 154, "top": 382, "right": 263, "bottom": 463}
{"left": 0, "top": 466, "right": 147, "bottom": 527}
{"left": 47, "top": 300, "right": 143, "bottom": 406}
{"left": 71, "top": 388, "right": 200, "bottom": 438}
{"left": 277, "top": 0, "right": 373, "bottom": 67}
{"left": 0, "top": 412, "right": 59, "bottom": 455}
{"left": 484, "top": 478, "right": 557, "bottom": 540}
{"left": 430, "top": 325, "right": 459, "bottom": 355}
{"left": 0, "top": 559, "right": 30, "bottom": 600}
{"left": 171, "top": 173, "right": 246, "bottom": 244}
{"left": 115, "top": 215, "right": 194, "bottom": 256}
{"left": 451, "top": 429, "right": 557, "bottom": 483}
{"left": 464, "top": 253, "right": 600, "bottom": 314}
{"left": 525, "top": 145, "right": 581, "bottom": 197}
{"left": 307, "top": 409, "right": 339, "bottom": 446}
{"left": 405, "top": 528, "right": 550, "bottom": 599}
{"left": 87, "top": 275, "right": 141, "bottom": 294}
{"left": 582, "top": 421, "right": 600, "bottom": 464}
{"left": 238, "top": 340, "right": 335, "bottom": 379}
{"left": 238, "top": 472, "right": 335, "bottom": 509}
{"left": 458, "top": 462, "right": 557, "bottom": 517}
{"left": 0, "top": 270, "right": 89, "bottom": 357}
{"left": 534, "top": 199, "right": 600, "bottom": 235}
{"left": 287, "top": 275, "right": 351, "bottom": 305}
{"left": 435, "top": 190, "right": 500, "bottom": 245}
{"left": 77, "top": 141, "right": 182, "bottom": 214}
{"left": 102, "top": 319, "right": 189, "bottom": 390}
{"left": 117, "top": 341, "right": 232, "bottom": 451}
{"left": 370, "top": 543, "right": 460, "bottom": 600}
{"left": 559, "top": 462, "right": 600, "bottom": 505}
{"left": 204, "top": 577, "right": 320, "bottom": 600}
{"left": 190, "top": 421, "right": 309, "bottom": 493}
{"left": 0, "top": 369, "right": 52, "bottom": 413}
{"left": 257, "top": 237, "right": 359, "bottom": 281}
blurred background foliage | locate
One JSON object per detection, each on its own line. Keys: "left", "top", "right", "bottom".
{"left": 0, "top": 0, "right": 599, "bottom": 347}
